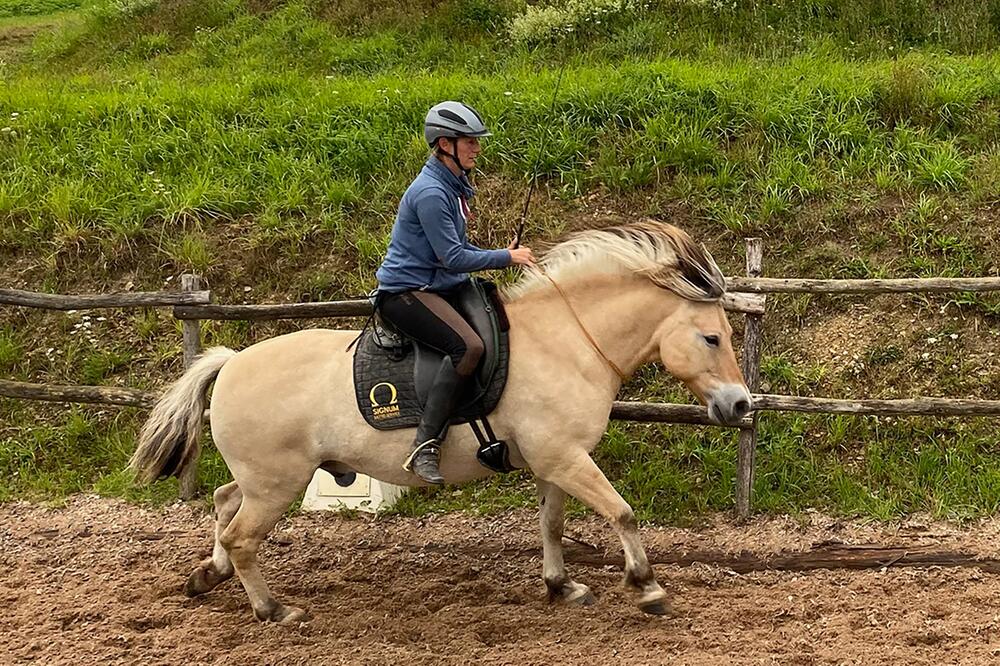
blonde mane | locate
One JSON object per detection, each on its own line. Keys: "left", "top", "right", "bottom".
{"left": 504, "top": 220, "right": 726, "bottom": 302}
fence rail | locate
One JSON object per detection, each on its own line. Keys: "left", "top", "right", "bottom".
{"left": 0, "top": 379, "right": 155, "bottom": 408}
{"left": 173, "top": 300, "right": 373, "bottom": 321}
{"left": 610, "top": 395, "right": 1000, "bottom": 421}
{"left": 0, "top": 287, "right": 211, "bottom": 309}
{"left": 172, "top": 292, "right": 765, "bottom": 321}
{"left": 5, "top": 249, "right": 1000, "bottom": 515}
{"left": 726, "top": 276, "right": 1000, "bottom": 294}
{"left": 8, "top": 378, "right": 997, "bottom": 425}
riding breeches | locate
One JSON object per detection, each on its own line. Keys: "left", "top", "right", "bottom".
{"left": 377, "top": 287, "right": 484, "bottom": 377}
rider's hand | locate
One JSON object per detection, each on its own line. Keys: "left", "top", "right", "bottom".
{"left": 509, "top": 246, "right": 536, "bottom": 267}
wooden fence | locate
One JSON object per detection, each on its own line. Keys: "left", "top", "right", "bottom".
{"left": 5, "top": 241, "right": 1000, "bottom": 517}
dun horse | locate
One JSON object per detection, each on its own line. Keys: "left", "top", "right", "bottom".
{"left": 130, "top": 221, "right": 752, "bottom": 623}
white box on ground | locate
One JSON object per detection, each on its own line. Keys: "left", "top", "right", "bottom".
{"left": 301, "top": 469, "right": 404, "bottom": 513}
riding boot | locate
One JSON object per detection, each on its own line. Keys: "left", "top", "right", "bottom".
{"left": 403, "top": 357, "right": 463, "bottom": 484}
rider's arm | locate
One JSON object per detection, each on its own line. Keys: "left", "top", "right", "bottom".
{"left": 415, "top": 189, "right": 511, "bottom": 271}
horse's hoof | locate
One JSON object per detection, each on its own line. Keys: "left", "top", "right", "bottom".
{"left": 184, "top": 566, "right": 213, "bottom": 597}
{"left": 255, "top": 602, "right": 310, "bottom": 624}
{"left": 547, "top": 579, "right": 596, "bottom": 607}
{"left": 639, "top": 599, "right": 671, "bottom": 616}
{"left": 564, "top": 584, "right": 596, "bottom": 607}
{"left": 276, "top": 605, "right": 310, "bottom": 625}
{"left": 184, "top": 564, "right": 232, "bottom": 597}
{"left": 637, "top": 588, "right": 672, "bottom": 616}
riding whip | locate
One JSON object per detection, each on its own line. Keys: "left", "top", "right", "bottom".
{"left": 514, "top": 50, "right": 570, "bottom": 249}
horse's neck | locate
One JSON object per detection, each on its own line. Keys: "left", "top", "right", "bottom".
{"left": 506, "top": 274, "right": 672, "bottom": 386}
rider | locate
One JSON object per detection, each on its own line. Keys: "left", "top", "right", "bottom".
{"left": 375, "top": 101, "right": 536, "bottom": 485}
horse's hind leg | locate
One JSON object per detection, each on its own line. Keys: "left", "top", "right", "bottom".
{"left": 536, "top": 478, "right": 595, "bottom": 606}
{"left": 185, "top": 481, "right": 242, "bottom": 597}
{"left": 219, "top": 470, "right": 313, "bottom": 624}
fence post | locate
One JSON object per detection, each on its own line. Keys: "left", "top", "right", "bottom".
{"left": 735, "top": 239, "right": 764, "bottom": 521}
{"left": 178, "top": 274, "right": 203, "bottom": 500}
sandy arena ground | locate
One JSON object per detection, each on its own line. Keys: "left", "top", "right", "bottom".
{"left": 5, "top": 496, "right": 1000, "bottom": 665}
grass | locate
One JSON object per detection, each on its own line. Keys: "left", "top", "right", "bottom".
{"left": 0, "top": 0, "right": 82, "bottom": 19}
{"left": 0, "top": 400, "right": 233, "bottom": 504}
{"left": 384, "top": 415, "right": 1000, "bottom": 524}
{"left": 3, "top": 53, "right": 1000, "bottom": 298}
{"left": 2, "top": 0, "right": 1000, "bottom": 522}
{"left": 0, "top": 326, "right": 24, "bottom": 371}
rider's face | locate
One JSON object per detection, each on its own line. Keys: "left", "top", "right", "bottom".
{"left": 441, "top": 136, "right": 482, "bottom": 171}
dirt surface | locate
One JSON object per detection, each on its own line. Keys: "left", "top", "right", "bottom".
{"left": 5, "top": 497, "right": 1000, "bottom": 665}
{"left": 0, "top": 21, "right": 55, "bottom": 61}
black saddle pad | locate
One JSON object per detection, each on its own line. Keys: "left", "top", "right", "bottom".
{"left": 352, "top": 315, "right": 509, "bottom": 432}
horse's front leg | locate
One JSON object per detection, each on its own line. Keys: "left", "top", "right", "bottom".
{"left": 537, "top": 449, "right": 670, "bottom": 615}
{"left": 536, "top": 478, "right": 595, "bottom": 606}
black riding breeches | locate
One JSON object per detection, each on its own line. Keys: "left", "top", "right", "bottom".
{"left": 377, "top": 287, "right": 484, "bottom": 377}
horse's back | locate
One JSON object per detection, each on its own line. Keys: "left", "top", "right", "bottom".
{"left": 208, "top": 328, "right": 359, "bottom": 453}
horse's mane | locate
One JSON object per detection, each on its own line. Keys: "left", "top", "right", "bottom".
{"left": 503, "top": 220, "right": 726, "bottom": 302}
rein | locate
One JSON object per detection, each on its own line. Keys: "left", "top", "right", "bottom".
{"left": 543, "top": 272, "right": 628, "bottom": 383}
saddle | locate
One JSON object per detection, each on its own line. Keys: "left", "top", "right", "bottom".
{"left": 351, "top": 278, "right": 515, "bottom": 473}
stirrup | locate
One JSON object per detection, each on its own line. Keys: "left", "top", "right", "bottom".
{"left": 402, "top": 438, "right": 440, "bottom": 472}
{"left": 468, "top": 416, "right": 517, "bottom": 473}
{"left": 476, "top": 440, "right": 515, "bottom": 474}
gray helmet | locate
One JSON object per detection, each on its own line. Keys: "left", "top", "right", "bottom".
{"left": 424, "top": 101, "right": 492, "bottom": 147}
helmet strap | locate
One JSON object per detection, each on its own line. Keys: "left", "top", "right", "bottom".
{"left": 436, "top": 138, "right": 472, "bottom": 176}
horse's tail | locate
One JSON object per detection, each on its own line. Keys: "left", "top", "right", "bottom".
{"left": 130, "top": 347, "right": 237, "bottom": 484}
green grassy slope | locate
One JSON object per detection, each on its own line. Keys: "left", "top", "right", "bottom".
{"left": 2, "top": 0, "right": 1000, "bottom": 522}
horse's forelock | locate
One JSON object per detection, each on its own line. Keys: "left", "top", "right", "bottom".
{"left": 652, "top": 227, "right": 726, "bottom": 301}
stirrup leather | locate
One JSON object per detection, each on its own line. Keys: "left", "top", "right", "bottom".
{"left": 402, "top": 438, "right": 440, "bottom": 472}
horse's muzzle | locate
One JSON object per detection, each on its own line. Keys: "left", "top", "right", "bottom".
{"left": 707, "top": 384, "right": 753, "bottom": 426}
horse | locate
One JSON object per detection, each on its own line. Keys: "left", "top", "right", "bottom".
{"left": 129, "top": 220, "right": 753, "bottom": 624}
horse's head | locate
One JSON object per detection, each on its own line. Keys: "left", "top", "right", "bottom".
{"left": 641, "top": 223, "right": 752, "bottom": 426}
{"left": 505, "top": 219, "right": 754, "bottom": 425}
{"left": 655, "top": 299, "right": 752, "bottom": 426}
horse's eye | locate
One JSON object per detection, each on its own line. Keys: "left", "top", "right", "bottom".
{"left": 704, "top": 334, "right": 720, "bottom": 347}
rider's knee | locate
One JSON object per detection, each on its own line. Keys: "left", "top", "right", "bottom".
{"left": 455, "top": 337, "right": 484, "bottom": 376}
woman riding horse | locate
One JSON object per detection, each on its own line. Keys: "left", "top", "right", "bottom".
{"left": 375, "top": 101, "right": 536, "bottom": 484}
{"left": 130, "top": 136, "right": 753, "bottom": 624}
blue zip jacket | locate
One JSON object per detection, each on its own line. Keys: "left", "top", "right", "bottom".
{"left": 376, "top": 157, "right": 511, "bottom": 293}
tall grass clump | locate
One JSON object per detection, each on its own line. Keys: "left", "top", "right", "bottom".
{"left": 509, "top": 0, "right": 651, "bottom": 45}
{"left": 2, "top": 52, "right": 999, "bottom": 250}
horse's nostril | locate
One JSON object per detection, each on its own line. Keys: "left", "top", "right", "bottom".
{"left": 734, "top": 400, "right": 750, "bottom": 415}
